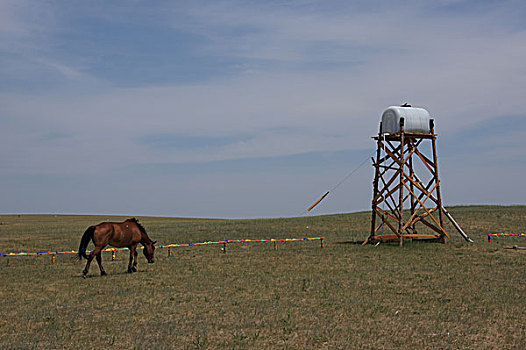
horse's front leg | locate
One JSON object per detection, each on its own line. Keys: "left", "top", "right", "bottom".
{"left": 132, "top": 247, "right": 138, "bottom": 272}
{"left": 96, "top": 252, "right": 107, "bottom": 276}
{"left": 127, "top": 246, "right": 135, "bottom": 273}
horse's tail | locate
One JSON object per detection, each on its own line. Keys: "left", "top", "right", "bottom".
{"left": 78, "top": 226, "right": 95, "bottom": 260}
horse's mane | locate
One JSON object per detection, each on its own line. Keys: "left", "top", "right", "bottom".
{"left": 126, "top": 218, "right": 148, "bottom": 237}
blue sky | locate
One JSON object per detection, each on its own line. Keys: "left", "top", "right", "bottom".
{"left": 1, "top": 0, "right": 525, "bottom": 218}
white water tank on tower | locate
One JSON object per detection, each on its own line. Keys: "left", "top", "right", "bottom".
{"left": 380, "top": 106, "right": 432, "bottom": 134}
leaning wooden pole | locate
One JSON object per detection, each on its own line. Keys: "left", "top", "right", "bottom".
{"left": 442, "top": 207, "right": 473, "bottom": 242}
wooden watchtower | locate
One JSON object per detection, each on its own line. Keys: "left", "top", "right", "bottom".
{"left": 366, "top": 105, "right": 471, "bottom": 246}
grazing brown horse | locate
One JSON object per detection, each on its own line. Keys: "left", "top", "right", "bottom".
{"left": 78, "top": 218, "right": 156, "bottom": 277}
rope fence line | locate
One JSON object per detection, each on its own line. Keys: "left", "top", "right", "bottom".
{"left": 488, "top": 233, "right": 525, "bottom": 242}
{"left": 0, "top": 236, "right": 325, "bottom": 259}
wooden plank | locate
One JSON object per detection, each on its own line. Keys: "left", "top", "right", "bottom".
{"left": 381, "top": 194, "right": 399, "bottom": 220}
{"left": 378, "top": 143, "right": 401, "bottom": 165}
{"left": 373, "top": 181, "right": 401, "bottom": 206}
{"left": 369, "top": 233, "right": 442, "bottom": 242}
{"left": 384, "top": 219, "right": 400, "bottom": 236}
{"left": 378, "top": 164, "right": 400, "bottom": 172}
{"left": 372, "top": 166, "right": 396, "bottom": 203}
{"left": 385, "top": 139, "right": 399, "bottom": 154}
{"left": 375, "top": 206, "right": 399, "bottom": 224}
{"left": 377, "top": 139, "right": 403, "bottom": 167}
{"left": 402, "top": 143, "right": 418, "bottom": 165}
{"left": 412, "top": 138, "right": 423, "bottom": 149}
{"left": 374, "top": 208, "right": 400, "bottom": 236}
{"left": 378, "top": 157, "right": 399, "bottom": 178}
{"left": 413, "top": 147, "right": 436, "bottom": 176}
{"left": 369, "top": 234, "right": 400, "bottom": 242}
{"left": 417, "top": 146, "right": 435, "bottom": 168}
{"left": 416, "top": 177, "right": 437, "bottom": 205}
{"left": 419, "top": 218, "right": 449, "bottom": 238}
{"left": 400, "top": 181, "right": 438, "bottom": 232}
{"left": 412, "top": 207, "right": 438, "bottom": 225}
{"left": 401, "top": 181, "right": 446, "bottom": 236}
{"left": 402, "top": 234, "right": 440, "bottom": 239}
{"left": 377, "top": 171, "right": 402, "bottom": 217}
{"left": 402, "top": 170, "right": 438, "bottom": 204}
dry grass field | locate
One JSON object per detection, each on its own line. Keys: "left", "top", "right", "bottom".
{"left": 0, "top": 206, "right": 525, "bottom": 349}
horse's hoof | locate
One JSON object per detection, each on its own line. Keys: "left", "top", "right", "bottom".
{"left": 101, "top": 271, "right": 107, "bottom": 276}
{"left": 132, "top": 267, "right": 137, "bottom": 273}
{"left": 127, "top": 268, "right": 133, "bottom": 273}
{"left": 82, "top": 274, "right": 87, "bottom": 279}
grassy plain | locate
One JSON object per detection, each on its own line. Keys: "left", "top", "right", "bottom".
{"left": 0, "top": 206, "right": 525, "bottom": 349}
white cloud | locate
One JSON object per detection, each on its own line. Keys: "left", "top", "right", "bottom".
{"left": 1, "top": 1, "right": 525, "bottom": 215}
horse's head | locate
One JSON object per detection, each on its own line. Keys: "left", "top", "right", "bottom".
{"left": 143, "top": 240, "right": 156, "bottom": 263}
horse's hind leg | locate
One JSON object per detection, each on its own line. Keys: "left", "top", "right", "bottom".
{"left": 83, "top": 247, "right": 102, "bottom": 278}
{"left": 96, "top": 253, "right": 107, "bottom": 276}
{"left": 83, "top": 250, "right": 95, "bottom": 277}
{"left": 82, "top": 255, "right": 93, "bottom": 277}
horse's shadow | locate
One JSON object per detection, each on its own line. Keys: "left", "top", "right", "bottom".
{"left": 75, "top": 270, "right": 146, "bottom": 279}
